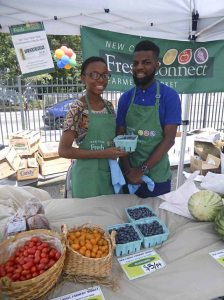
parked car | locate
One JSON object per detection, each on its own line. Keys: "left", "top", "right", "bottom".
{"left": 42, "top": 98, "right": 77, "bottom": 129}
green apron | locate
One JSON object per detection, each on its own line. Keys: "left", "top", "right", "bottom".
{"left": 126, "top": 80, "right": 171, "bottom": 183}
{"left": 72, "top": 96, "right": 115, "bottom": 198}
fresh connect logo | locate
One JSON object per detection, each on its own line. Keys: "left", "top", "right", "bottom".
{"left": 157, "top": 47, "right": 212, "bottom": 79}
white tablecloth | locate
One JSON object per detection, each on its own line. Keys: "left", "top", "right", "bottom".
{"left": 0, "top": 186, "right": 224, "bottom": 300}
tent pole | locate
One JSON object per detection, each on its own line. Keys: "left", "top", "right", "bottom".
{"left": 195, "top": 17, "right": 224, "bottom": 38}
{"left": 176, "top": 94, "right": 192, "bottom": 189}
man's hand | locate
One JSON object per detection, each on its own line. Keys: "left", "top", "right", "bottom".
{"left": 125, "top": 167, "right": 143, "bottom": 185}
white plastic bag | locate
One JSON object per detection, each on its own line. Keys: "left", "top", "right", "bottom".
{"left": 158, "top": 171, "right": 200, "bottom": 219}
{"left": 200, "top": 172, "right": 224, "bottom": 195}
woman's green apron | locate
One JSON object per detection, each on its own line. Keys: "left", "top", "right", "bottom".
{"left": 72, "top": 96, "right": 115, "bottom": 198}
{"left": 126, "top": 80, "right": 171, "bottom": 183}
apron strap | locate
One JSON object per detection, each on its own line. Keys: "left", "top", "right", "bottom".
{"left": 84, "top": 95, "right": 92, "bottom": 114}
{"left": 155, "top": 80, "right": 161, "bottom": 109}
{"left": 84, "top": 95, "right": 112, "bottom": 114}
{"left": 130, "top": 80, "right": 161, "bottom": 107}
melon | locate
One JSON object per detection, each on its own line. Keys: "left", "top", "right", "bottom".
{"left": 188, "top": 190, "right": 223, "bottom": 221}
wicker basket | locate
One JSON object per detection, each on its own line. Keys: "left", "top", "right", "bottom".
{"left": 0, "top": 229, "right": 66, "bottom": 300}
{"left": 62, "top": 224, "right": 115, "bottom": 278}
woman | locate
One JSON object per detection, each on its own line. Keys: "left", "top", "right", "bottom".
{"left": 58, "top": 56, "right": 127, "bottom": 198}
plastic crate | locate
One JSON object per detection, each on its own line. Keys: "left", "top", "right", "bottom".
{"left": 125, "top": 205, "right": 156, "bottom": 222}
{"left": 113, "top": 135, "right": 138, "bottom": 152}
{"left": 134, "top": 217, "right": 169, "bottom": 248}
{"left": 107, "top": 223, "right": 143, "bottom": 256}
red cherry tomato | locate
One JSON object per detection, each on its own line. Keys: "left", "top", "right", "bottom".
{"left": 37, "top": 263, "right": 45, "bottom": 271}
{"left": 55, "top": 251, "right": 61, "bottom": 260}
{"left": 31, "top": 237, "right": 40, "bottom": 243}
{"left": 34, "top": 256, "right": 40, "bottom": 264}
{"left": 40, "top": 257, "right": 49, "bottom": 265}
{"left": 47, "top": 259, "right": 56, "bottom": 269}
{"left": 49, "top": 249, "right": 56, "bottom": 258}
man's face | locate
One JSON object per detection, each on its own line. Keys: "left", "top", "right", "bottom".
{"left": 132, "top": 50, "right": 159, "bottom": 88}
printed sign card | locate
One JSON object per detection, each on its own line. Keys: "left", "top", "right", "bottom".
{"left": 10, "top": 22, "right": 54, "bottom": 76}
{"left": 117, "top": 248, "right": 166, "bottom": 280}
{"left": 51, "top": 286, "right": 105, "bottom": 300}
{"left": 209, "top": 249, "right": 224, "bottom": 267}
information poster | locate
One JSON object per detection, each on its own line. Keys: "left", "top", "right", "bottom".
{"left": 118, "top": 249, "right": 166, "bottom": 280}
{"left": 51, "top": 286, "right": 105, "bottom": 300}
{"left": 10, "top": 22, "right": 54, "bottom": 76}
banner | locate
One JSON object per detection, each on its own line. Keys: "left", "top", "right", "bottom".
{"left": 10, "top": 22, "right": 54, "bottom": 77}
{"left": 81, "top": 26, "right": 224, "bottom": 93}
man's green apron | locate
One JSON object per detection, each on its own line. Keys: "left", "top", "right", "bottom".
{"left": 72, "top": 96, "right": 115, "bottom": 198}
{"left": 126, "top": 80, "right": 171, "bottom": 183}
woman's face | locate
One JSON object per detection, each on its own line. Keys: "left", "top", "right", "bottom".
{"left": 81, "top": 61, "right": 110, "bottom": 95}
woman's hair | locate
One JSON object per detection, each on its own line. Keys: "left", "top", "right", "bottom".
{"left": 134, "top": 40, "right": 160, "bottom": 59}
{"left": 81, "top": 56, "right": 107, "bottom": 75}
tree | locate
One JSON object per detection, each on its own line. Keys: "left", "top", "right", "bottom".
{"left": 0, "top": 33, "right": 18, "bottom": 78}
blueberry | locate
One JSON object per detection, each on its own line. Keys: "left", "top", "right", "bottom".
{"left": 127, "top": 207, "right": 155, "bottom": 220}
{"left": 137, "top": 221, "right": 164, "bottom": 237}
{"left": 110, "top": 225, "right": 141, "bottom": 244}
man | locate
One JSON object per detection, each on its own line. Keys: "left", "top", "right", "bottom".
{"left": 116, "top": 40, "right": 181, "bottom": 197}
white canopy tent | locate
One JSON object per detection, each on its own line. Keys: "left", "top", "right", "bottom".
{"left": 1, "top": 0, "right": 224, "bottom": 187}
{"left": 1, "top": 0, "right": 224, "bottom": 41}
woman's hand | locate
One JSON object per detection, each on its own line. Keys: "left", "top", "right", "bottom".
{"left": 103, "top": 147, "right": 128, "bottom": 160}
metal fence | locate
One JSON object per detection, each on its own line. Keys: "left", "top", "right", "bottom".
{"left": 0, "top": 76, "right": 224, "bottom": 147}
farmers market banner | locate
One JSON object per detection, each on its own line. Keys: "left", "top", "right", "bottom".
{"left": 81, "top": 26, "right": 224, "bottom": 93}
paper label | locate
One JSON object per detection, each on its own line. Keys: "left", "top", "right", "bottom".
{"left": 51, "top": 286, "right": 105, "bottom": 300}
{"left": 117, "top": 249, "right": 166, "bottom": 280}
{"left": 209, "top": 249, "right": 224, "bottom": 267}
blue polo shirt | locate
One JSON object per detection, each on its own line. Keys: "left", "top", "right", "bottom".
{"left": 116, "top": 81, "right": 181, "bottom": 127}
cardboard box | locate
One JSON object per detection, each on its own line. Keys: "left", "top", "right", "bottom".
{"left": 37, "top": 153, "right": 71, "bottom": 176}
{"left": 190, "top": 128, "right": 220, "bottom": 143}
{"left": 38, "top": 142, "right": 60, "bottom": 158}
{"left": 190, "top": 154, "right": 221, "bottom": 176}
{"left": 0, "top": 147, "right": 21, "bottom": 179}
{"left": 9, "top": 130, "right": 40, "bottom": 155}
{"left": 194, "top": 141, "right": 221, "bottom": 160}
{"left": 16, "top": 157, "right": 39, "bottom": 181}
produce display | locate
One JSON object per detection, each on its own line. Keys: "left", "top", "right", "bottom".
{"left": 214, "top": 206, "right": 224, "bottom": 238}
{"left": 126, "top": 206, "right": 156, "bottom": 221}
{"left": 134, "top": 217, "right": 170, "bottom": 248}
{"left": 108, "top": 224, "right": 141, "bottom": 244}
{"left": 137, "top": 220, "right": 164, "bottom": 236}
{"left": 0, "top": 236, "right": 61, "bottom": 282}
{"left": 67, "top": 227, "right": 109, "bottom": 258}
{"left": 107, "top": 223, "right": 143, "bottom": 256}
{"left": 188, "top": 190, "right": 223, "bottom": 221}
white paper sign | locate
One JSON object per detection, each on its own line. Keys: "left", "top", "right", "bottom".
{"left": 10, "top": 22, "right": 54, "bottom": 76}
{"left": 51, "top": 286, "right": 105, "bottom": 300}
{"left": 209, "top": 249, "right": 224, "bottom": 267}
{"left": 117, "top": 248, "right": 166, "bottom": 280}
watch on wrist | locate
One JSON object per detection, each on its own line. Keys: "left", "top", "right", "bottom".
{"left": 141, "top": 163, "right": 149, "bottom": 173}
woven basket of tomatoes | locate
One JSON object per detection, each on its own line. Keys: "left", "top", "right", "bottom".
{"left": 62, "top": 224, "right": 115, "bottom": 278}
{"left": 0, "top": 229, "right": 66, "bottom": 300}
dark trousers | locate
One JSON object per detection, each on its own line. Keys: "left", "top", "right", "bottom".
{"left": 123, "top": 180, "right": 171, "bottom": 198}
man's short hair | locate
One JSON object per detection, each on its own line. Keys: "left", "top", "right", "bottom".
{"left": 134, "top": 40, "right": 160, "bottom": 59}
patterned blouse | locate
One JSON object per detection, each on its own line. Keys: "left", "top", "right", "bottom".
{"left": 63, "top": 99, "right": 115, "bottom": 145}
